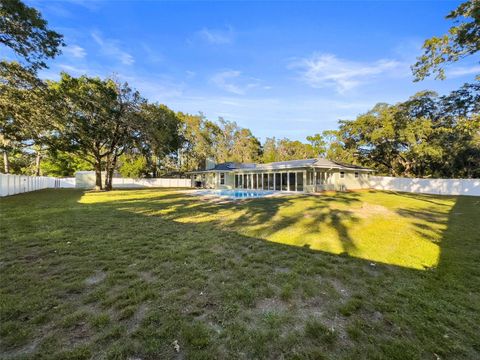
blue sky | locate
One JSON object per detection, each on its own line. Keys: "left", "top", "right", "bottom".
{"left": 17, "top": 1, "right": 480, "bottom": 141}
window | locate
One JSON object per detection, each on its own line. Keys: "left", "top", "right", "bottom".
{"left": 243, "top": 174, "right": 247, "bottom": 189}
{"left": 306, "top": 171, "right": 314, "bottom": 186}
{"left": 289, "top": 172, "right": 296, "bottom": 191}
{"left": 220, "top": 173, "right": 225, "bottom": 185}
{"left": 355, "top": 172, "right": 359, "bottom": 178}
{"left": 296, "top": 172, "right": 304, "bottom": 191}
{"left": 235, "top": 174, "right": 239, "bottom": 188}
{"left": 268, "top": 173, "right": 274, "bottom": 190}
{"left": 340, "top": 172, "right": 345, "bottom": 179}
{"left": 281, "top": 173, "right": 287, "bottom": 191}
{"left": 253, "top": 174, "right": 257, "bottom": 189}
{"left": 275, "top": 172, "right": 281, "bottom": 190}
{"left": 263, "top": 174, "right": 268, "bottom": 189}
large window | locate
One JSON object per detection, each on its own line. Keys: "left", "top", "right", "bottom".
{"left": 235, "top": 174, "right": 239, "bottom": 188}
{"left": 263, "top": 174, "right": 268, "bottom": 189}
{"left": 243, "top": 174, "right": 247, "bottom": 189}
{"left": 296, "top": 172, "right": 304, "bottom": 191}
{"left": 289, "top": 172, "right": 296, "bottom": 191}
{"left": 268, "top": 173, "right": 274, "bottom": 190}
{"left": 220, "top": 173, "right": 225, "bottom": 185}
{"left": 281, "top": 173, "right": 287, "bottom": 191}
{"left": 253, "top": 174, "right": 257, "bottom": 189}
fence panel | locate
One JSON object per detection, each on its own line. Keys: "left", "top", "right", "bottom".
{"left": 370, "top": 176, "right": 480, "bottom": 196}
{"left": 111, "top": 177, "right": 192, "bottom": 189}
{"left": 0, "top": 174, "right": 76, "bottom": 197}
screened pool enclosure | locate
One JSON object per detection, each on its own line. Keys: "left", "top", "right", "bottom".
{"left": 234, "top": 172, "right": 305, "bottom": 192}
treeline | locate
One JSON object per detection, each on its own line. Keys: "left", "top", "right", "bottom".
{"left": 1, "top": 0, "right": 479, "bottom": 190}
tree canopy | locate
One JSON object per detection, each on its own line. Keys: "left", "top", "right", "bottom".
{"left": 0, "top": 0, "right": 64, "bottom": 70}
{"left": 412, "top": 0, "right": 480, "bottom": 81}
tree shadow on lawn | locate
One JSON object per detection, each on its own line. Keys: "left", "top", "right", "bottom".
{"left": 88, "top": 189, "right": 363, "bottom": 258}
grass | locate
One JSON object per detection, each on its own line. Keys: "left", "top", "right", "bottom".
{"left": 0, "top": 188, "right": 479, "bottom": 359}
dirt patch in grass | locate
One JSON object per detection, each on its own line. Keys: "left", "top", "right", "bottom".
{"left": 127, "top": 303, "right": 149, "bottom": 334}
{"left": 256, "top": 298, "right": 289, "bottom": 314}
{"left": 85, "top": 271, "right": 106, "bottom": 286}
{"left": 355, "top": 202, "right": 395, "bottom": 219}
{"left": 138, "top": 271, "right": 155, "bottom": 283}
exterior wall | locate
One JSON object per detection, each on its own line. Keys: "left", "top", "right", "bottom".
{"left": 217, "top": 173, "right": 235, "bottom": 189}
{"left": 204, "top": 173, "right": 216, "bottom": 189}
{"left": 333, "top": 170, "right": 371, "bottom": 191}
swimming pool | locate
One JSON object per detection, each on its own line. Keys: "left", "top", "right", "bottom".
{"left": 195, "top": 189, "right": 274, "bottom": 199}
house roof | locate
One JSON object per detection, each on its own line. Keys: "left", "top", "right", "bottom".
{"left": 187, "top": 158, "right": 372, "bottom": 174}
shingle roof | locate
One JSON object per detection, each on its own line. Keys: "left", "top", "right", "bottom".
{"left": 211, "top": 162, "right": 256, "bottom": 171}
{"left": 188, "top": 158, "right": 372, "bottom": 173}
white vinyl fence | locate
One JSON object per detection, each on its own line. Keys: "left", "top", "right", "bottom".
{"left": 370, "top": 176, "right": 480, "bottom": 196}
{"left": 75, "top": 171, "right": 192, "bottom": 189}
{"left": 111, "top": 177, "right": 192, "bottom": 188}
{"left": 0, "top": 173, "right": 75, "bottom": 197}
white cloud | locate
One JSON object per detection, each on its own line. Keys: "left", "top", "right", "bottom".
{"left": 116, "top": 73, "right": 184, "bottom": 101}
{"left": 185, "top": 70, "right": 196, "bottom": 79}
{"left": 141, "top": 43, "right": 164, "bottom": 63}
{"left": 210, "top": 70, "right": 261, "bottom": 95}
{"left": 63, "top": 44, "right": 86, "bottom": 59}
{"left": 448, "top": 65, "right": 480, "bottom": 77}
{"left": 291, "top": 53, "right": 402, "bottom": 93}
{"left": 197, "top": 26, "right": 234, "bottom": 44}
{"left": 91, "top": 31, "right": 134, "bottom": 65}
{"left": 58, "top": 64, "right": 90, "bottom": 75}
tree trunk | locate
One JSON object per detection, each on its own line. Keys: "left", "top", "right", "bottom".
{"left": 35, "top": 152, "right": 42, "bottom": 176}
{"left": 107, "top": 156, "right": 117, "bottom": 191}
{"left": 94, "top": 160, "right": 102, "bottom": 191}
{"left": 3, "top": 151, "right": 9, "bottom": 174}
{"left": 152, "top": 155, "right": 157, "bottom": 178}
{"left": 104, "top": 155, "right": 111, "bottom": 190}
{"left": 104, "top": 154, "right": 118, "bottom": 191}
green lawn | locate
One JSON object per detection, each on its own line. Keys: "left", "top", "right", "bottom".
{"left": 1, "top": 188, "right": 479, "bottom": 359}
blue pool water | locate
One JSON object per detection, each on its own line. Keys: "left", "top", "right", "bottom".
{"left": 196, "top": 189, "right": 274, "bottom": 199}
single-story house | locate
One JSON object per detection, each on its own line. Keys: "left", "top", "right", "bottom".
{"left": 187, "top": 158, "right": 373, "bottom": 193}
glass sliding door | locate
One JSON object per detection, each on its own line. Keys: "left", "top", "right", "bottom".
{"left": 281, "top": 173, "right": 287, "bottom": 191}
{"left": 289, "top": 172, "right": 296, "bottom": 191}
{"left": 296, "top": 172, "right": 304, "bottom": 191}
